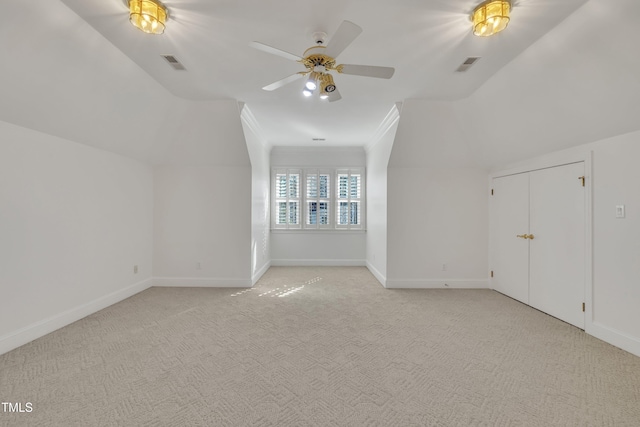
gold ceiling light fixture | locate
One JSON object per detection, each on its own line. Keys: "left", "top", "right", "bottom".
{"left": 129, "top": 0, "right": 167, "bottom": 35}
{"left": 472, "top": 0, "right": 511, "bottom": 37}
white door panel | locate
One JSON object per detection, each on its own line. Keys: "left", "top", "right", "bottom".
{"left": 491, "top": 173, "right": 530, "bottom": 304}
{"left": 529, "top": 163, "right": 585, "bottom": 328}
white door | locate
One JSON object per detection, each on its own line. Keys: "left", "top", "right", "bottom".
{"left": 491, "top": 173, "right": 530, "bottom": 304}
{"left": 529, "top": 163, "right": 585, "bottom": 329}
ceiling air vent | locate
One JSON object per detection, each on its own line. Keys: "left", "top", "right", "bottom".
{"left": 161, "top": 55, "right": 186, "bottom": 71}
{"left": 312, "top": 138, "right": 326, "bottom": 142}
{"left": 456, "top": 57, "right": 480, "bottom": 72}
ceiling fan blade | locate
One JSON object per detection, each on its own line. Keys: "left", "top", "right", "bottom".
{"left": 249, "top": 41, "right": 302, "bottom": 62}
{"left": 262, "top": 73, "right": 305, "bottom": 91}
{"left": 338, "top": 64, "right": 395, "bottom": 79}
{"left": 328, "top": 88, "right": 342, "bottom": 102}
{"left": 324, "top": 21, "right": 363, "bottom": 59}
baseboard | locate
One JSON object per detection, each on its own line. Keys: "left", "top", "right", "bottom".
{"left": 252, "top": 261, "right": 271, "bottom": 286}
{"left": 153, "top": 277, "right": 252, "bottom": 288}
{"left": 385, "top": 279, "right": 489, "bottom": 289}
{"left": 587, "top": 321, "right": 640, "bottom": 358}
{"left": 365, "top": 261, "right": 387, "bottom": 287}
{"left": 270, "top": 259, "right": 366, "bottom": 267}
{"left": 0, "top": 278, "right": 153, "bottom": 356}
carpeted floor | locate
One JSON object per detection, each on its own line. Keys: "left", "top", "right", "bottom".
{"left": 1, "top": 266, "right": 639, "bottom": 426}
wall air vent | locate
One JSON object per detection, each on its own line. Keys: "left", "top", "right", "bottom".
{"left": 161, "top": 55, "right": 186, "bottom": 71}
{"left": 456, "top": 57, "right": 480, "bottom": 72}
{"left": 312, "top": 138, "right": 326, "bottom": 142}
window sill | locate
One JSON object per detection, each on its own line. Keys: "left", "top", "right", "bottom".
{"left": 270, "top": 229, "right": 366, "bottom": 234}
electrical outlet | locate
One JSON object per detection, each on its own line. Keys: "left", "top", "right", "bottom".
{"left": 442, "top": 263, "right": 447, "bottom": 271}
{"left": 133, "top": 265, "right": 138, "bottom": 274}
{"left": 196, "top": 262, "right": 202, "bottom": 270}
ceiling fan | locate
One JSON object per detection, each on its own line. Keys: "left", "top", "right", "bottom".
{"left": 250, "top": 21, "right": 395, "bottom": 102}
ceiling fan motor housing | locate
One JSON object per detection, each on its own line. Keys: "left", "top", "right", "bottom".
{"left": 302, "top": 46, "right": 337, "bottom": 72}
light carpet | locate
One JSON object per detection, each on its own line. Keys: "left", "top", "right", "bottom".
{"left": 1, "top": 267, "right": 639, "bottom": 426}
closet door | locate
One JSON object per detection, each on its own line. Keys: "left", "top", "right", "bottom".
{"left": 529, "top": 162, "right": 585, "bottom": 329}
{"left": 491, "top": 173, "right": 530, "bottom": 304}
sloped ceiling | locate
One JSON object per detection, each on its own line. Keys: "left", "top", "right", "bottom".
{"left": 460, "top": 0, "right": 640, "bottom": 167}
{"left": 2, "top": 0, "right": 638, "bottom": 168}
{"left": 76, "top": 0, "right": 588, "bottom": 148}
{"left": 388, "top": 0, "right": 640, "bottom": 169}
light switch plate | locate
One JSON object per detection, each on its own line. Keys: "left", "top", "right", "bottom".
{"left": 616, "top": 205, "right": 625, "bottom": 218}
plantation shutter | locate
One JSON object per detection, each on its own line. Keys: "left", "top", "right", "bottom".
{"left": 273, "top": 169, "right": 301, "bottom": 229}
{"left": 272, "top": 167, "right": 364, "bottom": 231}
{"left": 305, "top": 170, "right": 331, "bottom": 229}
{"left": 336, "top": 169, "right": 363, "bottom": 229}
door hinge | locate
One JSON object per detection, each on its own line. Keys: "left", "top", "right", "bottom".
{"left": 582, "top": 302, "right": 585, "bottom": 312}
{"left": 490, "top": 270, "right": 494, "bottom": 278}
{"left": 578, "top": 176, "right": 585, "bottom": 187}
{"left": 491, "top": 189, "right": 494, "bottom": 195}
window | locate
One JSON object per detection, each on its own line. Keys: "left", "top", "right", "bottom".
{"left": 272, "top": 168, "right": 364, "bottom": 230}
{"left": 274, "top": 169, "right": 300, "bottom": 228}
{"left": 336, "top": 170, "right": 362, "bottom": 228}
{"left": 306, "top": 172, "right": 330, "bottom": 228}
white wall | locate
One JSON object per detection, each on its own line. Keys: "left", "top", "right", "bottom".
{"left": 0, "top": 120, "right": 153, "bottom": 354}
{"left": 270, "top": 147, "right": 366, "bottom": 169}
{"left": 590, "top": 133, "right": 640, "bottom": 356}
{"left": 365, "top": 106, "right": 400, "bottom": 285}
{"left": 386, "top": 167, "right": 489, "bottom": 288}
{"left": 241, "top": 106, "right": 271, "bottom": 284}
{"left": 270, "top": 147, "right": 367, "bottom": 265}
{"left": 270, "top": 232, "right": 366, "bottom": 266}
{"left": 153, "top": 101, "right": 253, "bottom": 287}
{"left": 153, "top": 166, "right": 252, "bottom": 286}
{"left": 385, "top": 100, "right": 489, "bottom": 288}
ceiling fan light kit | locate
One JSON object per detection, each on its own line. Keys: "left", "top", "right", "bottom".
{"left": 472, "top": 0, "right": 510, "bottom": 37}
{"left": 320, "top": 74, "right": 336, "bottom": 94}
{"left": 305, "top": 72, "right": 320, "bottom": 91}
{"left": 129, "top": 0, "right": 167, "bottom": 35}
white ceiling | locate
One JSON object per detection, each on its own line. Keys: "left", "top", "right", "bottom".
{"left": 57, "top": 0, "right": 589, "bottom": 147}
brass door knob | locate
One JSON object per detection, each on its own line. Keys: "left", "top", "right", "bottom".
{"left": 527, "top": 234, "right": 535, "bottom": 240}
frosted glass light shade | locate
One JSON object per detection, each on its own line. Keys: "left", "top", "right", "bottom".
{"left": 472, "top": 0, "right": 510, "bottom": 37}
{"left": 129, "top": 0, "right": 167, "bottom": 35}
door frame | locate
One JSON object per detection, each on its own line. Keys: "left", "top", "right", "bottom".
{"left": 488, "top": 149, "right": 593, "bottom": 332}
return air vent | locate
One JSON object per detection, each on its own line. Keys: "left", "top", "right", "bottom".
{"left": 456, "top": 57, "right": 480, "bottom": 72}
{"left": 161, "top": 55, "right": 186, "bottom": 71}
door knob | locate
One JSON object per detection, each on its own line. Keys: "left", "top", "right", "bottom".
{"left": 517, "top": 234, "right": 535, "bottom": 239}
